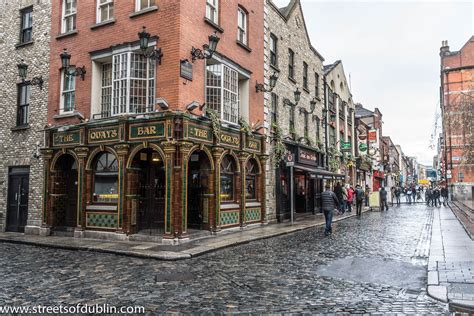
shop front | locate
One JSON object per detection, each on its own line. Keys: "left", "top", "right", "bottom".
{"left": 356, "top": 157, "right": 372, "bottom": 188}
{"left": 41, "top": 112, "right": 266, "bottom": 241}
{"left": 373, "top": 170, "right": 385, "bottom": 191}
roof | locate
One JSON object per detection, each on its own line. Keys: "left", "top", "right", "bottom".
{"left": 323, "top": 60, "right": 341, "bottom": 75}
{"left": 355, "top": 104, "right": 374, "bottom": 118}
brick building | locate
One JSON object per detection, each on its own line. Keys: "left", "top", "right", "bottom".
{"left": 0, "top": 0, "right": 51, "bottom": 234}
{"left": 41, "top": 0, "right": 266, "bottom": 242}
{"left": 440, "top": 37, "right": 474, "bottom": 202}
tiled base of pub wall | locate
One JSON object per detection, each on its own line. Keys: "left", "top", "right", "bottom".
{"left": 245, "top": 208, "right": 261, "bottom": 223}
{"left": 220, "top": 210, "right": 240, "bottom": 227}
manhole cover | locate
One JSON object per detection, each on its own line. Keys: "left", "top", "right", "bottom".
{"left": 154, "top": 272, "right": 195, "bottom": 282}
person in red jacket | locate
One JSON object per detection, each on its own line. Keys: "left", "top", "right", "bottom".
{"left": 346, "top": 184, "right": 355, "bottom": 213}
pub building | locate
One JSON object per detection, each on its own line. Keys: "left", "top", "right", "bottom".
{"left": 40, "top": 0, "right": 266, "bottom": 241}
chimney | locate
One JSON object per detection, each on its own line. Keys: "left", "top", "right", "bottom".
{"left": 440, "top": 40, "right": 450, "bottom": 57}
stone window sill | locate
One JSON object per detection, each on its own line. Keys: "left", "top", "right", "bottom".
{"left": 236, "top": 40, "right": 252, "bottom": 52}
{"left": 56, "top": 30, "right": 78, "bottom": 40}
{"left": 15, "top": 41, "right": 34, "bottom": 49}
{"left": 91, "top": 18, "right": 116, "bottom": 30}
{"left": 11, "top": 125, "right": 30, "bottom": 131}
{"left": 53, "top": 111, "right": 84, "bottom": 120}
{"left": 221, "top": 203, "right": 240, "bottom": 210}
{"left": 303, "top": 86, "right": 310, "bottom": 94}
{"left": 270, "top": 64, "right": 280, "bottom": 72}
{"left": 129, "top": 6, "right": 159, "bottom": 18}
{"left": 204, "top": 17, "right": 224, "bottom": 33}
{"left": 288, "top": 76, "right": 297, "bottom": 84}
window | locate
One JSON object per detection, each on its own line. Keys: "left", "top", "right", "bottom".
{"left": 101, "top": 63, "right": 112, "bottom": 117}
{"left": 206, "top": 0, "right": 218, "bottom": 24}
{"left": 136, "top": 0, "right": 155, "bottom": 11}
{"left": 61, "top": 71, "right": 75, "bottom": 113}
{"left": 206, "top": 63, "right": 239, "bottom": 124}
{"left": 270, "top": 33, "right": 277, "bottom": 67}
{"left": 303, "top": 62, "right": 308, "bottom": 90}
{"left": 93, "top": 152, "right": 118, "bottom": 203}
{"left": 329, "top": 126, "right": 336, "bottom": 147}
{"left": 271, "top": 92, "right": 278, "bottom": 124}
{"left": 20, "top": 7, "right": 33, "bottom": 43}
{"left": 304, "top": 112, "right": 308, "bottom": 137}
{"left": 97, "top": 0, "right": 113, "bottom": 23}
{"left": 62, "top": 0, "right": 76, "bottom": 33}
{"left": 237, "top": 7, "right": 247, "bottom": 45}
{"left": 288, "top": 49, "right": 295, "bottom": 79}
{"left": 17, "top": 83, "right": 30, "bottom": 126}
{"left": 316, "top": 117, "right": 321, "bottom": 141}
{"left": 220, "top": 155, "right": 236, "bottom": 202}
{"left": 289, "top": 106, "right": 295, "bottom": 136}
{"left": 315, "top": 73, "right": 319, "bottom": 97}
{"left": 246, "top": 159, "right": 259, "bottom": 200}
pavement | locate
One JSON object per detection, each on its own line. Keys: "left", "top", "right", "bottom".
{"left": 428, "top": 203, "right": 474, "bottom": 313}
{"left": 0, "top": 204, "right": 449, "bottom": 314}
{"left": 0, "top": 210, "right": 362, "bottom": 261}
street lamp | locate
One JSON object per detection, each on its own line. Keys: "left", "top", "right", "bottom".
{"left": 138, "top": 26, "right": 163, "bottom": 64}
{"left": 191, "top": 31, "right": 220, "bottom": 62}
{"left": 256, "top": 72, "right": 279, "bottom": 93}
{"left": 60, "top": 49, "right": 86, "bottom": 80}
{"left": 17, "top": 60, "right": 44, "bottom": 90}
{"left": 294, "top": 88, "right": 301, "bottom": 105}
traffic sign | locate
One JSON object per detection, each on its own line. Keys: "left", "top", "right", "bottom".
{"left": 285, "top": 153, "right": 295, "bottom": 167}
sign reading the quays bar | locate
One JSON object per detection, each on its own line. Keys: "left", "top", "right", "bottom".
{"left": 188, "top": 124, "right": 212, "bottom": 142}
{"left": 53, "top": 130, "right": 81, "bottom": 146}
{"left": 245, "top": 137, "right": 261, "bottom": 152}
{"left": 220, "top": 132, "right": 240, "bottom": 148}
{"left": 88, "top": 126, "right": 119, "bottom": 143}
{"left": 129, "top": 122, "right": 165, "bottom": 140}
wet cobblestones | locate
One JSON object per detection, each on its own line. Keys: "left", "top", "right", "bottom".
{"left": 0, "top": 205, "right": 448, "bottom": 314}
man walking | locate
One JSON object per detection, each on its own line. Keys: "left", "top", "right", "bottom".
{"left": 433, "top": 187, "right": 441, "bottom": 207}
{"left": 334, "top": 182, "right": 344, "bottom": 214}
{"left": 355, "top": 185, "right": 365, "bottom": 217}
{"left": 441, "top": 186, "right": 449, "bottom": 206}
{"left": 364, "top": 184, "right": 371, "bottom": 207}
{"left": 395, "top": 186, "right": 401, "bottom": 206}
{"left": 321, "top": 184, "right": 339, "bottom": 236}
{"left": 380, "top": 187, "right": 389, "bottom": 211}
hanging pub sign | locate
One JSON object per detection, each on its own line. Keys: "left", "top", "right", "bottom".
{"left": 368, "top": 129, "right": 377, "bottom": 142}
{"left": 359, "top": 143, "right": 368, "bottom": 152}
{"left": 298, "top": 147, "right": 317, "bottom": 166}
{"left": 180, "top": 59, "right": 193, "bottom": 81}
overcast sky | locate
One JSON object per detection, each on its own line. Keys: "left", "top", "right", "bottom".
{"left": 273, "top": 0, "right": 473, "bottom": 166}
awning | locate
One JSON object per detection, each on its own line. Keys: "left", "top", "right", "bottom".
{"left": 293, "top": 164, "right": 345, "bottom": 180}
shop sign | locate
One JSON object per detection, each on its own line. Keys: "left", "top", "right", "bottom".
{"left": 220, "top": 132, "right": 240, "bottom": 148}
{"left": 88, "top": 126, "right": 119, "bottom": 143}
{"left": 180, "top": 59, "right": 193, "bottom": 81}
{"left": 129, "top": 122, "right": 165, "bottom": 140}
{"left": 359, "top": 143, "right": 367, "bottom": 152}
{"left": 188, "top": 125, "right": 212, "bottom": 142}
{"left": 246, "top": 137, "right": 261, "bottom": 152}
{"left": 340, "top": 141, "right": 351, "bottom": 152}
{"left": 52, "top": 130, "right": 81, "bottom": 146}
{"left": 368, "top": 129, "right": 377, "bottom": 142}
{"left": 298, "top": 148, "right": 317, "bottom": 166}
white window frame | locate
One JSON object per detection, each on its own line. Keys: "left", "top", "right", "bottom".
{"left": 61, "top": 0, "right": 76, "bottom": 33}
{"left": 97, "top": 0, "right": 113, "bottom": 23}
{"left": 206, "top": 0, "right": 218, "bottom": 24}
{"left": 60, "top": 70, "right": 75, "bottom": 114}
{"left": 237, "top": 7, "right": 247, "bottom": 45}
{"left": 135, "top": 0, "right": 155, "bottom": 12}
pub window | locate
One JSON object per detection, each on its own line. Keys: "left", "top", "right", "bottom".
{"left": 97, "top": 0, "right": 113, "bottom": 23}
{"left": 303, "top": 62, "right": 308, "bottom": 90}
{"left": 288, "top": 49, "right": 295, "bottom": 80}
{"left": 220, "top": 155, "right": 236, "bottom": 202}
{"left": 270, "top": 33, "right": 278, "bottom": 67}
{"left": 61, "top": 0, "right": 76, "bottom": 33}
{"left": 237, "top": 7, "right": 247, "bottom": 45}
{"left": 271, "top": 92, "right": 278, "bottom": 124}
{"left": 93, "top": 152, "right": 118, "bottom": 203}
{"left": 19, "top": 6, "right": 33, "bottom": 44}
{"left": 17, "top": 83, "right": 31, "bottom": 126}
{"left": 246, "top": 159, "right": 259, "bottom": 200}
{"left": 100, "top": 63, "right": 112, "bottom": 117}
{"left": 60, "top": 70, "right": 75, "bottom": 114}
{"left": 206, "top": 0, "right": 218, "bottom": 24}
{"left": 315, "top": 73, "right": 319, "bottom": 97}
{"left": 136, "top": 0, "right": 155, "bottom": 11}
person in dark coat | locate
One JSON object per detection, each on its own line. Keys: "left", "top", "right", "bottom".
{"left": 379, "top": 187, "right": 388, "bottom": 211}
{"left": 321, "top": 184, "right": 339, "bottom": 236}
{"left": 441, "top": 186, "right": 449, "bottom": 206}
{"left": 334, "top": 182, "right": 344, "bottom": 213}
{"left": 433, "top": 187, "right": 441, "bottom": 207}
{"left": 354, "top": 185, "right": 365, "bottom": 217}
{"left": 394, "top": 186, "right": 401, "bottom": 206}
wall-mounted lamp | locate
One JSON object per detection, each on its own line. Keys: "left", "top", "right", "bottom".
{"left": 256, "top": 72, "right": 279, "bottom": 93}
{"left": 33, "top": 141, "right": 41, "bottom": 159}
{"left": 283, "top": 87, "right": 302, "bottom": 107}
{"left": 155, "top": 97, "right": 169, "bottom": 110}
{"left": 186, "top": 101, "right": 205, "bottom": 112}
{"left": 60, "top": 49, "right": 86, "bottom": 80}
{"left": 17, "top": 60, "right": 44, "bottom": 90}
{"left": 138, "top": 26, "right": 163, "bottom": 64}
{"left": 300, "top": 97, "right": 317, "bottom": 115}
{"left": 191, "top": 32, "right": 220, "bottom": 62}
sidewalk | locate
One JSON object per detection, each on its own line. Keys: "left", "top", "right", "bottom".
{"left": 0, "top": 210, "right": 363, "bottom": 261}
{"left": 428, "top": 205, "right": 474, "bottom": 313}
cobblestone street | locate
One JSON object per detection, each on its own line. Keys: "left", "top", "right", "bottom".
{"left": 0, "top": 205, "right": 449, "bottom": 314}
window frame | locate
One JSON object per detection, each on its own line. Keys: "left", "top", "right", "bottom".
{"left": 270, "top": 33, "right": 278, "bottom": 67}
{"left": 289, "top": 105, "right": 295, "bottom": 137}
{"left": 303, "top": 62, "right": 308, "bottom": 90}
{"left": 61, "top": 0, "right": 77, "bottom": 34}
{"left": 60, "top": 70, "right": 76, "bottom": 114}
{"left": 288, "top": 49, "right": 295, "bottom": 80}
{"left": 220, "top": 155, "right": 236, "bottom": 203}
{"left": 245, "top": 159, "right": 259, "bottom": 201}
{"left": 237, "top": 7, "right": 247, "bottom": 45}
{"left": 271, "top": 92, "right": 278, "bottom": 124}
{"left": 97, "top": 0, "right": 114, "bottom": 23}
{"left": 16, "top": 82, "right": 31, "bottom": 127}
{"left": 206, "top": 0, "right": 218, "bottom": 24}
{"left": 136, "top": 0, "right": 155, "bottom": 12}
{"left": 92, "top": 152, "right": 119, "bottom": 204}
{"left": 316, "top": 117, "right": 321, "bottom": 141}
{"left": 19, "top": 6, "right": 33, "bottom": 44}
{"left": 314, "top": 72, "right": 319, "bottom": 97}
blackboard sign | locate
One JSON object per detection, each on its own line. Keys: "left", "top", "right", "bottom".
{"left": 180, "top": 59, "right": 193, "bottom": 81}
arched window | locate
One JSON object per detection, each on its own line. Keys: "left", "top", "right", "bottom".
{"left": 220, "top": 155, "right": 236, "bottom": 202}
{"left": 246, "top": 159, "right": 259, "bottom": 200}
{"left": 93, "top": 152, "right": 118, "bottom": 203}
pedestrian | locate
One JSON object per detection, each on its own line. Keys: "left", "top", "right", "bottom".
{"left": 395, "top": 186, "right": 401, "bottom": 206}
{"left": 364, "top": 184, "right": 371, "bottom": 207}
{"left": 390, "top": 186, "right": 396, "bottom": 206}
{"left": 406, "top": 186, "right": 412, "bottom": 204}
{"left": 433, "top": 187, "right": 441, "bottom": 207}
{"left": 321, "top": 184, "right": 339, "bottom": 236}
{"left": 426, "top": 187, "right": 433, "bottom": 206}
{"left": 355, "top": 184, "right": 365, "bottom": 217}
{"left": 379, "top": 187, "right": 389, "bottom": 211}
{"left": 347, "top": 184, "right": 354, "bottom": 213}
{"left": 441, "top": 186, "right": 449, "bottom": 206}
{"left": 334, "top": 182, "right": 344, "bottom": 214}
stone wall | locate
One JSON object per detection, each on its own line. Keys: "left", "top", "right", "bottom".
{"left": 264, "top": 0, "right": 325, "bottom": 222}
{"left": 0, "top": 0, "right": 51, "bottom": 233}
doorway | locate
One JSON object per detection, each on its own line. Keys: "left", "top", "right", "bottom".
{"left": 52, "top": 155, "right": 78, "bottom": 231}
{"left": 295, "top": 173, "right": 307, "bottom": 213}
{"left": 187, "top": 150, "right": 211, "bottom": 230}
{"left": 133, "top": 149, "right": 165, "bottom": 234}
{"left": 6, "top": 167, "right": 30, "bottom": 232}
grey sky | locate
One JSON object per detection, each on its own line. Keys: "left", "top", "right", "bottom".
{"left": 273, "top": 0, "right": 473, "bottom": 166}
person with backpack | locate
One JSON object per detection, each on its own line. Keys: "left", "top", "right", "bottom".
{"left": 355, "top": 185, "right": 365, "bottom": 217}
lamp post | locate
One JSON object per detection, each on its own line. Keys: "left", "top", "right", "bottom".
{"left": 138, "top": 26, "right": 163, "bottom": 64}
{"left": 60, "top": 49, "right": 86, "bottom": 80}
{"left": 256, "top": 72, "right": 278, "bottom": 93}
{"left": 17, "top": 60, "right": 44, "bottom": 90}
{"left": 191, "top": 31, "right": 220, "bottom": 62}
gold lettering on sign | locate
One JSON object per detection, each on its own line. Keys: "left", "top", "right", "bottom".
{"left": 221, "top": 134, "right": 239, "bottom": 146}
{"left": 90, "top": 129, "right": 118, "bottom": 140}
{"left": 248, "top": 140, "right": 259, "bottom": 150}
{"left": 194, "top": 128, "right": 208, "bottom": 138}
{"left": 60, "top": 134, "right": 73, "bottom": 142}
{"left": 137, "top": 126, "right": 156, "bottom": 136}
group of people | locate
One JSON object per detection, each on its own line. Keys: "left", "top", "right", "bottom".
{"left": 391, "top": 184, "right": 449, "bottom": 207}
